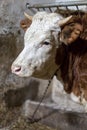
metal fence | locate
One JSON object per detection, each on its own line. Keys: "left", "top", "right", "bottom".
{"left": 26, "top": 0, "right": 87, "bottom": 15}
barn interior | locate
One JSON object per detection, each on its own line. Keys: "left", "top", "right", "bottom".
{"left": 0, "top": 0, "right": 87, "bottom": 130}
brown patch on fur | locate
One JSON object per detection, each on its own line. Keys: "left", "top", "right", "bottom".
{"left": 80, "top": 13, "right": 87, "bottom": 40}
{"left": 57, "top": 38, "right": 87, "bottom": 100}
{"left": 20, "top": 18, "right": 32, "bottom": 31}
{"left": 57, "top": 13, "right": 87, "bottom": 101}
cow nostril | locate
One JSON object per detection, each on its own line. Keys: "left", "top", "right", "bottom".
{"left": 14, "top": 66, "right": 21, "bottom": 72}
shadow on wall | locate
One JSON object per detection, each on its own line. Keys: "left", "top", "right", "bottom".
{"left": 0, "top": 34, "right": 17, "bottom": 86}
{"left": 0, "top": 34, "right": 40, "bottom": 108}
{"left": 4, "top": 79, "right": 39, "bottom": 107}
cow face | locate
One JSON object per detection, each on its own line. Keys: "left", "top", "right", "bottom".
{"left": 11, "top": 12, "right": 72, "bottom": 79}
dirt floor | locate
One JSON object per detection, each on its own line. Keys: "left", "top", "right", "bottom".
{"left": 0, "top": 93, "right": 58, "bottom": 130}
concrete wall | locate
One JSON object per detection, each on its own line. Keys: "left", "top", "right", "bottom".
{"left": 0, "top": 0, "right": 50, "bottom": 107}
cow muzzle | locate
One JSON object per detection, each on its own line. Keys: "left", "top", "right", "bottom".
{"left": 11, "top": 64, "right": 34, "bottom": 77}
{"left": 11, "top": 65, "right": 21, "bottom": 73}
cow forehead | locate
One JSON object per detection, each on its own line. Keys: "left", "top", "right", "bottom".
{"left": 32, "top": 12, "right": 63, "bottom": 26}
{"left": 24, "top": 12, "right": 63, "bottom": 43}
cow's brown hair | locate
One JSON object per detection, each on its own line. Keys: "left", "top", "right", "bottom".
{"left": 58, "top": 13, "right": 87, "bottom": 100}
{"left": 60, "top": 15, "right": 83, "bottom": 45}
{"left": 80, "top": 13, "right": 87, "bottom": 40}
{"left": 60, "top": 13, "right": 87, "bottom": 45}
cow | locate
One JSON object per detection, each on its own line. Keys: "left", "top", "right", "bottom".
{"left": 11, "top": 12, "right": 72, "bottom": 79}
{"left": 11, "top": 11, "right": 87, "bottom": 111}
{"left": 58, "top": 13, "right": 87, "bottom": 110}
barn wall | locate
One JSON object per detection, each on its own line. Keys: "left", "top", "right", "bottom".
{"left": 0, "top": 0, "right": 49, "bottom": 107}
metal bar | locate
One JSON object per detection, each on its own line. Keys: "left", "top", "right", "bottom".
{"left": 75, "top": 5, "right": 80, "bottom": 15}
{"left": 65, "top": 5, "right": 70, "bottom": 15}
{"left": 26, "top": 1, "right": 87, "bottom": 9}
{"left": 37, "top": 8, "right": 40, "bottom": 11}
{"left": 42, "top": 7, "right": 46, "bottom": 11}
{"left": 49, "top": 7, "right": 52, "bottom": 12}
{"left": 65, "top": 5, "right": 70, "bottom": 11}
{"left": 56, "top": 6, "right": 60, "bottom": 12}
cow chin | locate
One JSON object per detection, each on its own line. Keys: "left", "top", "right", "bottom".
{"left": 16, "top": 70, "right": 34, "bottom": 77}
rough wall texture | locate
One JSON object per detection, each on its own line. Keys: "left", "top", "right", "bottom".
{"left": 0, "top": 1, "right": 52, "bottom": 129}
{"left": 0, "top": 0, "right": 50, "bottom": 108}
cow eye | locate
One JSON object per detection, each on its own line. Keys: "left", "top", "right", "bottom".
{"left": 43, "top": 41, "right": 50, "bottom": 45}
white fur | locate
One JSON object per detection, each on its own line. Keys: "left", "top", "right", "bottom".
{"left": 70, "top": 92, "right": 87, "bottom": 112}
{"left": 70, "top": 92, "right": 80, "bottom": 103}
{"left": 52, "top": 76, "right": 67, "bottom": 103}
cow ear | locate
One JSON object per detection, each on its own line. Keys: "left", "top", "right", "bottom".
{"left": 60, "top": 23, "right": 83, "bottom": 45}
{"left": 20, "top": 18, "right": 32, "bottom": 31}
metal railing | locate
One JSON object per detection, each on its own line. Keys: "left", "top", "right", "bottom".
{"left": 26, "top": 1, "right": 87, "bottom": 15}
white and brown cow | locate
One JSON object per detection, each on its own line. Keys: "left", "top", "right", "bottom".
{"left": 11, "top": 12, "right": 71, "bottom": 79}
{"left": 11, "top": 11, "right": 87, "bottom": 111}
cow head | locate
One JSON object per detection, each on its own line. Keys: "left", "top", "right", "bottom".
{"left": 11, "top": 12, "right": 72, "bottom": 79}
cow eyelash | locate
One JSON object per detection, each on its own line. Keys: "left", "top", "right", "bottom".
{"left": 43, "top": 41, "right": 50, "bottom": 45}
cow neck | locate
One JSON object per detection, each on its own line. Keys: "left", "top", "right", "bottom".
{"left": 27, "top": 65, "right": 60, "bottom": 124}
{"left": 55, "top": 43, "right": 68, "bottom": 81}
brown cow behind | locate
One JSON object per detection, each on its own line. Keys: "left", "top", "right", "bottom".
{"left": 59, "top": 13, "right": 87, "bottom": 106}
